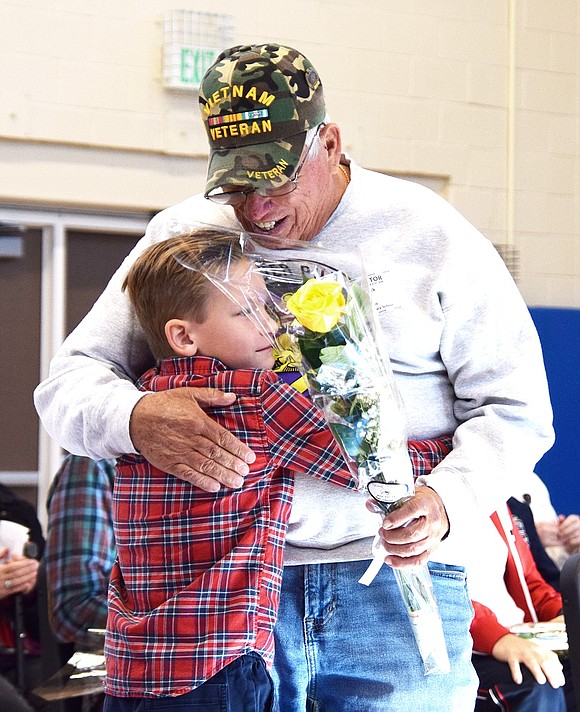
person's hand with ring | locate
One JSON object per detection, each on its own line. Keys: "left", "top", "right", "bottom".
{"left": 0, "top": 546, "right": 39, "bottom": 600}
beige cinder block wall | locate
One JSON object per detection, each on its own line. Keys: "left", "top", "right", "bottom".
{"left": 1, "top": 0, "right": 578, "bottom": 306}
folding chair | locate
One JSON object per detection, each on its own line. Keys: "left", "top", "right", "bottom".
{"left": 560, "top": 552, "right": 580, "bottom": 711}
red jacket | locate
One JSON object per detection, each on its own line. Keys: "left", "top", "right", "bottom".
{"left": 470, "top": 506, "right": 562, "bottom": 655}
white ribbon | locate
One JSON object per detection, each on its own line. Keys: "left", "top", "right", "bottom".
{"left": 359, "top": 534, "right": 387, "bottom": 586}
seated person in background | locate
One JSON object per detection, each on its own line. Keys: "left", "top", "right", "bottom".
{"left": 468, "top": 502, "right": 575, "bottom": 712}
{"left": 515, "top": 472, "right": 580, "bottom": 570}
{"left": 508, "top": 496, "right": 561, "bottom": 591}
{"left": 44, "top": 455, "right": 115, "bottom": 651}
{"left": 0, "top": 483, "right": 46, "bottom": 710}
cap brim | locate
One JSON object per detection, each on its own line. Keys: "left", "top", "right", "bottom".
{"left": 204, "top": 132, "right": 308, "bottom": 198}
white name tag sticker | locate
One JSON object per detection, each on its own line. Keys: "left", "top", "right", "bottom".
{"left": 366, "top": 269, "right": 394, "bottom": 315}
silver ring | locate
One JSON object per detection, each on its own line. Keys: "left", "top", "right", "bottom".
{"left": 4, "top": 579, "right": 13, "bottom": 590}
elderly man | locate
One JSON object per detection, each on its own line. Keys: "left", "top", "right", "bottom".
{"left": 35, "top": 44, "right": 553, "bottom": 711}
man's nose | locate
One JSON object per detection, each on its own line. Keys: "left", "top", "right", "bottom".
{"left": 241, "top": 192, "right": 275, "bottom": 220}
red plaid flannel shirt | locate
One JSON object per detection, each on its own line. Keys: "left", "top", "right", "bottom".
{"left": 105, "top": 356, "right": 452, "bottom": 697}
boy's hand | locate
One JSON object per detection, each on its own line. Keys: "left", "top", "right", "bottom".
{"left": 375, "top": 486, "right": 449, "bottom": 568}
{"left": 491, "top": 633, "right": 565, "bottom": 688}
{"left": 129, "top": 388, "right": 256, "bottom": 492}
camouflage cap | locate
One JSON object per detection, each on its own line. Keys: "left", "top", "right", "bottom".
{"left": 199, "top": 43, "right": 326, "bottom": 197}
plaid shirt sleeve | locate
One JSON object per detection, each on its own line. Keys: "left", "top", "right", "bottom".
{"left": 45, "top": 455, "right": 116, "bottom": 648}
{"left": 260, "top": 378, "right": 356, "bottom": 490}
{"left": 260, "top": 379, "right": 454, "bottom": 490}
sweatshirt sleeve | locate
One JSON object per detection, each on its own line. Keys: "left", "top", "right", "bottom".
{"left": 33, "top": 197, "right": 236, "bottom": 459}
{"left": 33, "top": 238, "right": 154, "bottom": 459}
{"left": 406, "top": 199, "right": 554, "bottom": 558}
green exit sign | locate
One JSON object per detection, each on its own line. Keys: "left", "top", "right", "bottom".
{"left": 179, "top": 47, "right": 217, "bottom": 86}
{"left": 164, "top": 44, "right": 220, "bottom": 91}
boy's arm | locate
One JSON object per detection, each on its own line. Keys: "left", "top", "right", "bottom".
{"left": 262, "top": 376, "right": 453, "bottom": 565}
{"left": 261, "top": 376, "right": 355, "bottom": 489}
{"left": 261, "top": 378, "right": 450, "bottom": 490}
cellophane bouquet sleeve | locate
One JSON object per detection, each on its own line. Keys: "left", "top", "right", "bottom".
{"left": 282, "top": 270, "right": 450, "bottom": 676}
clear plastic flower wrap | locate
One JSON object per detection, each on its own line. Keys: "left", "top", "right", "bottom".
{"left": 167, "top": 222, "right": 450, "bottom": 675}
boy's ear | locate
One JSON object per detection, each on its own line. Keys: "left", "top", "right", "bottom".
{"left": 165, "top": 319, "right": 198, "bottom": 357}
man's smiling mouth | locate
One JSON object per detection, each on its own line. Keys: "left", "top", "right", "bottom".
{"left": 255, "top": 221, "right": 277, "bottom": 231}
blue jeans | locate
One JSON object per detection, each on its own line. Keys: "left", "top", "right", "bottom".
{"left": 473, "top": 653, "right": 568, "bottom": 712}
{"left": 271, "top": 559, "right": 478, "bottom": 712}
{"left": 103, "top": 652, "right": 274, "bottom": 712}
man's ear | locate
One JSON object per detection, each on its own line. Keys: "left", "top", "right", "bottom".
{"left": 320, "top": 123, "right": 342, "bottom": 163}
{"left": 165, "top": 319, "right": 198, "bottom": 357}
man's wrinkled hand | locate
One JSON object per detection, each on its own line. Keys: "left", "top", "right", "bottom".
{"left": 373, "top": 486, "right": 449, "bottom": 569}
{"left": 129, "top": 388, "right": 256, "bottom": 492}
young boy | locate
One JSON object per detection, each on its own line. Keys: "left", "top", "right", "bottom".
{"left": 104, "top": 229, "right": 357, "bottom": 711}
{"left": 104, "top": 229, "right": 451, "bottom": 712}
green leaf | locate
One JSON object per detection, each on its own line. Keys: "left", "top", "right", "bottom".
{"left": 329, "top": 422, "right": 364, "bottom": 459}
{"left": 329, "top": 398, "right": 351, "bottom": 418}
{"left": 319, "top": 345, "right": 348, "bottom": 366}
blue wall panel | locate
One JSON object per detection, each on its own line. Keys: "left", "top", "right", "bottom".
{"left": 529, "top": 308, "right": 580, "bottom": 517}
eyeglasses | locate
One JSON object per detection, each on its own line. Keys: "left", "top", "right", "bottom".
{"left": 206, "top": 124, "right": 324, "bottom": 207}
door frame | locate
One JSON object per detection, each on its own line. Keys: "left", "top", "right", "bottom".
{"left": 0, "top": 206, "right": 148, "bottom": 527}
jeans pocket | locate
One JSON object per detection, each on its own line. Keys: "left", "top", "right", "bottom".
{"left": 427, "top": 561, "right": 467, "bottom": 580}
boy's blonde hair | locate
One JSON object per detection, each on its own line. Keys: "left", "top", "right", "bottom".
{"left": 122, "top": 228, "right": 244, "bottom": 361}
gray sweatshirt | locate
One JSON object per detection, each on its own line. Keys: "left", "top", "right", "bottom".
{"left": 34, "top": 162, "right": 554, "bottom": 566}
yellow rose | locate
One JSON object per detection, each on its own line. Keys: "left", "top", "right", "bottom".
{"left": 286, "top": 279, "right": 346, "bottom": 333}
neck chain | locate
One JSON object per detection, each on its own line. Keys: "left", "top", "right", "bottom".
{"left": 339, "top": 164, "right": 350, "bottom": 186}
